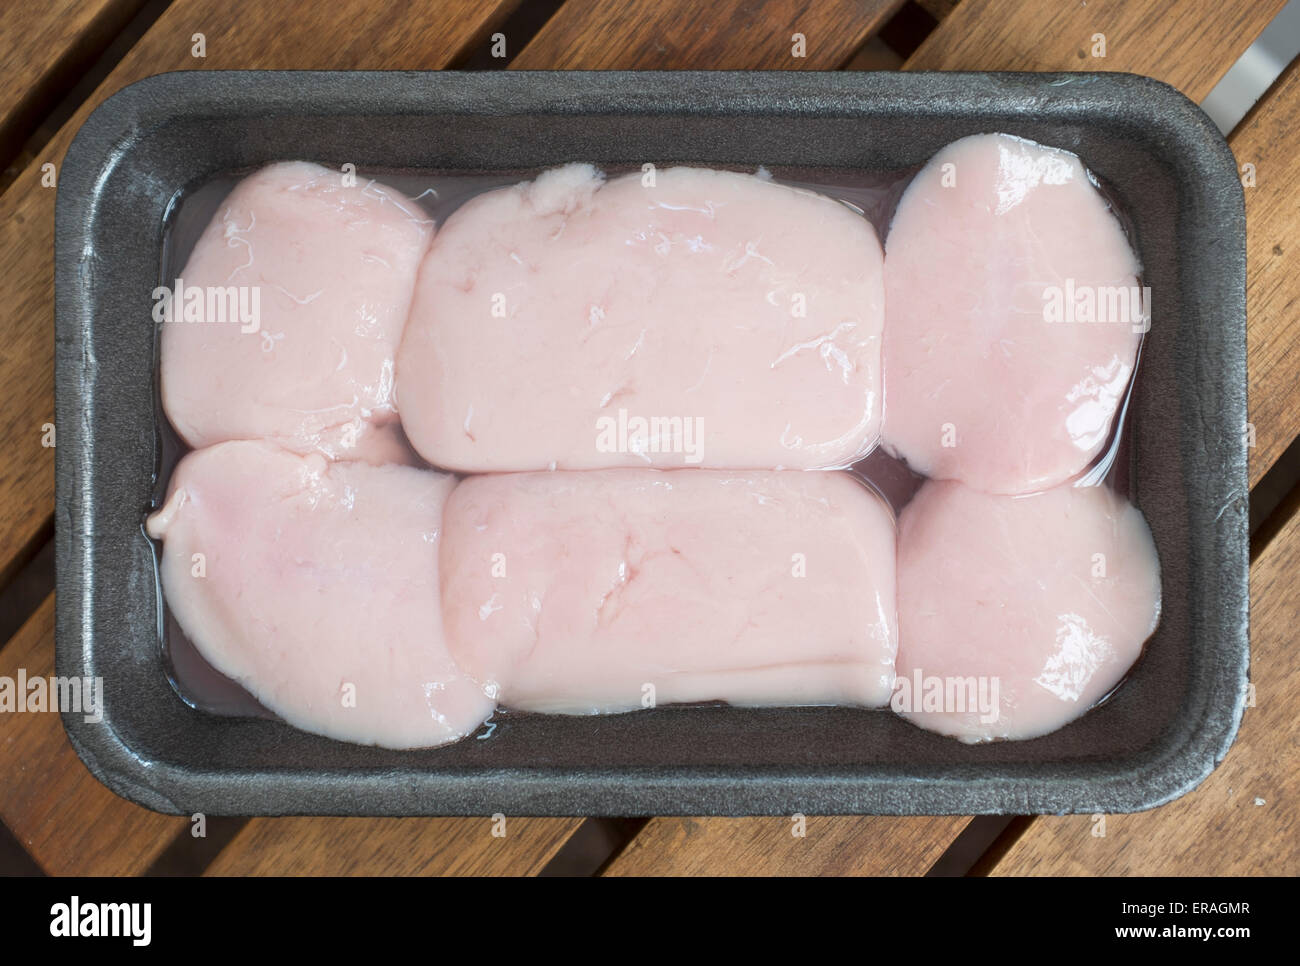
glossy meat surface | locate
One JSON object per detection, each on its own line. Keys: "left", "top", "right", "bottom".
{"left": 440, "top": 468, "right": 898, "bottom": 713}
{"left": 161, "top": 161, "right": 433, "bottom": 463}
{"left": 398, "top": 164, "right": 884, "bottom": 471}
{"left": 883, "top": 134, "right": 1144, "bottom": 494}
{"left": 894, "top": 479, "right": 1161, "bottom": 741}
{"left": 147, "top": 441, "right": 493, "bottom": 748}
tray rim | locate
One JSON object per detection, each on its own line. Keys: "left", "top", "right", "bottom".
{"left": 53, "top": 68, "right": 1249, "bottom": 817}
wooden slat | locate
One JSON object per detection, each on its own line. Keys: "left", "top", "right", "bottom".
{"left": 1232, "top": 60, "right": 1300, "bottom": 486}
{"left": 0, "top": 597, "right": 186, "bottom": 874}
{"left": 906, "top": 0, "right": 1286, "bottom": 105}
{"left": 0, "top": 0, "right": 520, "bottom": 596}
{"left": 914, "top": 0, "right": 960, "bottom": 23}
{"left": 0, "top": 0, "right": 145, "bottom": 167}
{"left": 510, "top": 0, "right": 903, "bottom": 69}
{"left": 206, "top": 815, "right": 582, "bottom": 876}
{"left": 987, "top": 503, "right": 1300, "bottom": 876}
{"left": 603, "top": 815, "right": 968, "bottom": 876}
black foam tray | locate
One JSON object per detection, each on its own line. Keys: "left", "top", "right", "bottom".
{"left": 54, "top": 70, "right": 1248, "bottom": 815}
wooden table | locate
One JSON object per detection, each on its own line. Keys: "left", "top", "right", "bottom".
{"left": 2, "top": 0, "right": 1296, "bottom": 877}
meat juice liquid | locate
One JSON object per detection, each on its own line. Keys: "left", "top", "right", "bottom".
{"left": 150, "top": 161, "right": 1144, "bottom": 723}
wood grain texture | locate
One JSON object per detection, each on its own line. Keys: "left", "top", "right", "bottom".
{"left": 0, "top": 597, "right": 186, "bottom": 874}
{"left": 603, "top": 815, "right": 970, "bottom": 875}
{"left": 206, "top": 815, "right": 583, "bottom": 876}
{"left": 511, "top": 0, "right": 903, "bottom": 69}
{"left": 1231, "top": 60, "right": 1300, "bottom": 487}
{"left": 0, "top": 0, "right": 519, "bottom": 593}
{"left": 0, "top": 0, "right": 145, "bottom": 165}
{"left": 906, "top": 0, "right": 1286, "bottom": 104}
{"left": 988, "top": 507, "right": 1300, "bottom": 876}
{"left": 914, "top": 0, "right": 960, "bottom": 23}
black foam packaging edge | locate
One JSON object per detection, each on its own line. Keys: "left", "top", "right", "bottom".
{"left": 53, "top": 70, "right": 1248, "bottom": 816}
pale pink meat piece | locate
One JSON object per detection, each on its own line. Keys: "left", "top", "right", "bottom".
{"left": 397, "top": 163, "right": 884, "bottom": 471}
{"left": 160, "top": 161, "right": 433, "bottom": 464}
{"left": 894, "top": 480, "right": 1161, "bottom": 742}
{"left": 440, "top": 469, "right": 897, "bottom": 714}
{"left": 146, "top": 440, "right": 493, "bottom": 749}
{"left": 883, "top": 134, "right": 1144, "bottom": 495}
